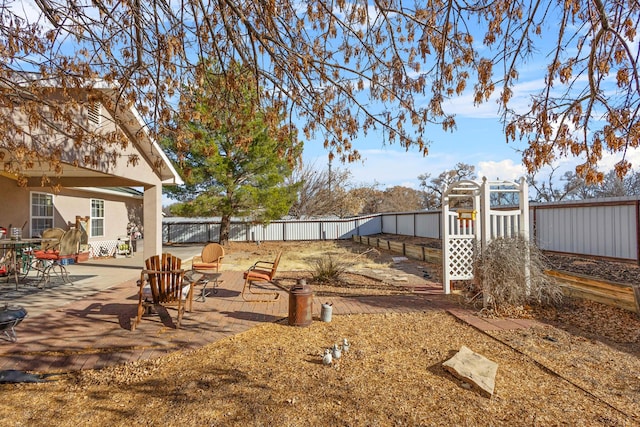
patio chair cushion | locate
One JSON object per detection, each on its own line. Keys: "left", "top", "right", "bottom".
{"left": 192, "top": 261, "right": 220, "bottom": 270}
{"left": 192, "top": 243, "right": 224, "bottom": 272}
{"left": 243, "top": 269, "right": 272, "bottom": 281}
{"left": 241, "top": 251, "right": 282, "bottom": 302}
{"left": 33, "top": 250, "right": 60, "bottom": 260}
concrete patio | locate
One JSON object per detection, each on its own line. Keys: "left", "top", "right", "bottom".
{"left": 0, "top": 244, "right": 542, "bottom": 374}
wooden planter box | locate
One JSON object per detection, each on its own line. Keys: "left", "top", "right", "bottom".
{"left": 76, "top": 252, "right": 90, "bottom": 263}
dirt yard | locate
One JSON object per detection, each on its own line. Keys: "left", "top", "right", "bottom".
{"left": 0, "top": 239, "right": 639, "bottom": 426}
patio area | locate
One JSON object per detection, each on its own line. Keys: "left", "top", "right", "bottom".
{"left": 0, "top": 244, "right": 540, "bottom": 374}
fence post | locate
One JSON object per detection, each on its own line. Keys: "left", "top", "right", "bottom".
{"left": 633, "top": 284, "right": 640, "bottom": 315}
{"left": 636, "top": 200, "right": 640, "bottom": 264}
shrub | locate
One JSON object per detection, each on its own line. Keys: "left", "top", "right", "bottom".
{"left": 473, "top": 236, "right": 563, "bottom": 314}
{"left": 311, "top": 254, "right": 347, "bottom": 283}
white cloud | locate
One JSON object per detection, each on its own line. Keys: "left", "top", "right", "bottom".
{"left": 12, "top": 0, "right": 51, "bottom": 27}
{"left": 440, "top": 76, "right": 556, "bottom": 120}
{"left": 597, "top": 147, "right": 640, "bottom": 172}
{"left": 477, "top": 159, "right": 527, "bottom": 181}
{"left": 398, "top": 181, "right": 418, "bottom": 189}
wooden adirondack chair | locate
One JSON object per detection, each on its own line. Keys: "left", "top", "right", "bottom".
{"left": 242, "top": 251, "right": 282, "bottom": 302}
{"left": 132, "top": 253, "right": 194, "bottom": 331}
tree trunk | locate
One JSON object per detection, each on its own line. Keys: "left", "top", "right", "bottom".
{"left": 219, "top": 214, "right": 231, "bottom": 245}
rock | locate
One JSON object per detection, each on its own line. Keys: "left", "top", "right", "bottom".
{"left": 442, "top": 346, "right": 498, "bottom": 398}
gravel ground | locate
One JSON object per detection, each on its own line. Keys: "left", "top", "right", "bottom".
{"left": 0, "top": 239, "right": 638, "bottom": 426}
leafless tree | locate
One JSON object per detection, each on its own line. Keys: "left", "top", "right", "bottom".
{"left": 529, "top": 167, "right": 640, "bottom": 201}
{"left": 287, "top": 164, "right": 354, "bottom": 218}
{"left": 378, "top": 186, "right": 428, "bottom": 212}
{"left": 623, "top": 170, "right": 640, "bottom": 196}
{"left": 527, "top": 166, "right": 588, "bottom": 202}
{"left": 419, "top": 162, "right": 477, "bottom": 208}
{"left": 594, "top": 169, "right": 636, "bottom": 198}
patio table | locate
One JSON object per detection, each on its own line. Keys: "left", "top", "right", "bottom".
{"left": 0, "top": 238, "right": 55, "bottom": 289}
{"left": 185, "top": 270, "right": 223, "bottom": 302}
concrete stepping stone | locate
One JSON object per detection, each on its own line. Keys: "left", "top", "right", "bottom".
{"left": 442, "top": 345, "right": 498, "bottom": 397}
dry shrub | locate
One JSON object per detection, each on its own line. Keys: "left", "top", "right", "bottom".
{"left": 311, "top": 254, "right": 347, "bottom": 283}
{"left": 473, "top": 236, "right": 563, "bottom": 314}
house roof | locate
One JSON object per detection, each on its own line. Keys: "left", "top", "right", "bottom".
{"left": 69, "top": 187, "right": 145, "bottom": 199}
{"left": 1, "top": 75, "right": 183, "bottom": 188}
{"left": 94, "top": 81, "right": 182, "bottom": 186}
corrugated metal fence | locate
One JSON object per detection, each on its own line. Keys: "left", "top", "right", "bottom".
{"left": 164, "top": 196, "right": 640, "bottom": 263}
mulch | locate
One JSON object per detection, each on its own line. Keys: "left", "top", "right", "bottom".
{"left": 544, "top": 252, "right": 640, "bottom": 284}
{"left": 371, "top": 233, "right": 640, "bottom": 285}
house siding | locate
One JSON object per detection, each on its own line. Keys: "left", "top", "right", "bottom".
{"left": 0, "top": 175, "right": 142, "bottom": 246}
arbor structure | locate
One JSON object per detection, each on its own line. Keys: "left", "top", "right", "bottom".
{"left": 1, "top": 1, "right": 639, "bottom": 184}
{"left": 163, "top": 63, "right": 301, "bottom": 244}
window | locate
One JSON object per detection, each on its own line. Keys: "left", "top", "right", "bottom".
{"left": 91, "top": 199, "right": 105, "bottom": 237}
{"left": 31, "top": 192, "right": 54, "bottom": 237}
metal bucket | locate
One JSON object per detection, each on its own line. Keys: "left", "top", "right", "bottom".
{"left": 10, "top": 227, "right": 21, "bottom": 241}
{"left": 288, "top": 279, "right": 313, "bottom": 327}
{"left": 321, "top": 303, "right": 333, "bottom": 322}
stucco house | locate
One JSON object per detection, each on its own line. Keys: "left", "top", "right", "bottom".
{"left": 0, "top": 78, "right": 182, "bottom": 260}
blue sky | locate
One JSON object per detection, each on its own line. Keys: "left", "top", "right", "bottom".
{"left": 303, "top": 112, "right": 530, "bottom": 190}
{"left": 301, "top": 8, "right": 640, "bottom": 191}
{"left": 302, "top": 88, "right": 640, "bottom": 191}
{"left": 15, "top": 1, "right": 639, "bottom": 196}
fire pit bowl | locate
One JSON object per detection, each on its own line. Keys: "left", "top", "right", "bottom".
{"left": 0, "top": 305, "right": 27, "bottom": 342}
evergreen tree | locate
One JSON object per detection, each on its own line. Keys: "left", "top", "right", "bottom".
{"left": 163, "top": 62, "right": 302, "bottom": 244}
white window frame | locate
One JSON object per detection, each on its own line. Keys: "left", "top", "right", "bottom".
{"left": 30, "top": 192, "right": 54, "bottom": 238}
{"left": 90, "top": 199, "right": 105, "bottom": 238}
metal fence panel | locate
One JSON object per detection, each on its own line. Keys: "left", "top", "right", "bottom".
{"left": 320, "top": 220, "right": 358, "bottom": 239}
{"left": 284, "top": 221, "right": 321, "bottom": 240}
{"left": 355, "top": 216, "right": 382, "bottom": 236}
{"left": 381, "top": 214, "right": 398, "bottom": 234}
{"left": 162, "top": 198, "right": 640, "bottom": 261}
{"left": 414, "top": 212, "right": 441, "bottom": 238}
{"left": 251, "top": 223, "right": 283, "bottom": 242}
{"left": 164, "top": 222, "right": 219, "bottom": 243}
{"left": 395, "top": 214, "right": 416, "bottom": 236}
{"left": 534, "top": 203, "right": 636, "bottom": 259}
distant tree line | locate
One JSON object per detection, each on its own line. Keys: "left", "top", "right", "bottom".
{"left": 527, "top": 167, "right": 640, "bottom": 203}
{"left": 164, "top": 160, "right": 640, "bottom": 222}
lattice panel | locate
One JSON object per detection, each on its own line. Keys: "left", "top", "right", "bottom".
{"left": 446, "top": 237, "right": 475, "bottom": 280}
